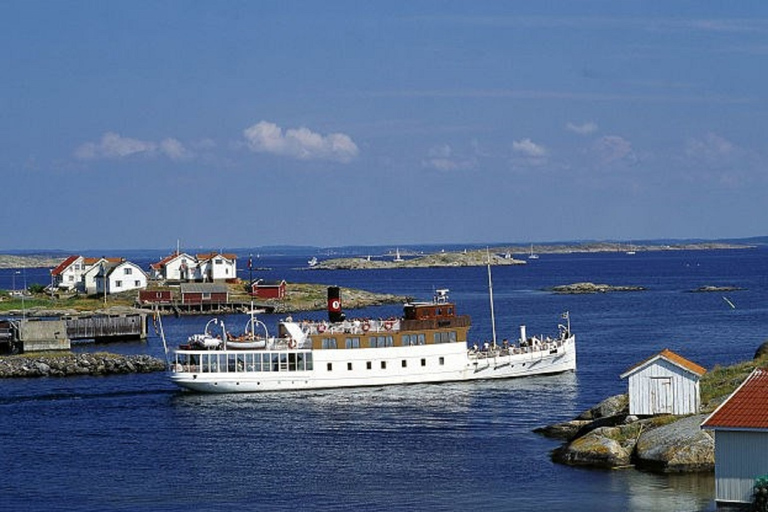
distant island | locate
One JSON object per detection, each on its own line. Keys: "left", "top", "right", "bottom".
{"left": 309, "top": 241, "right": 752, "bottom": 270}
{"left": 309, "top": 250, "right": 525, "bottom": 270}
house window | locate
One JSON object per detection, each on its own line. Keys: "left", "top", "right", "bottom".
{"left": 115, "top": 280, "right": 122, "bottom": 288}
{"left": 202, "top": 292, "right": 211, "bottom": 300}
{"left": 134, "top": 280, "right": 141, "bottom": 287}
{"left": 124, "top": 267, "right": 132, "bottom": 275}
{"left": 215, "top": 259, "right": 223, "bottom": 265}
{"left": 68, "top": 275, "right": 74, "bottom": 282}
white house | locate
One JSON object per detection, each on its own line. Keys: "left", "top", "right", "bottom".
{"left": 701, "top": 368, "right": 768, "bottom": 505}
{"left": 149, "top": 252, "right": 197, "bottom": 281}
{"left": 82, "top": 257, "right": 124, "bottom": 294}
{"left": 620, "top": 348, "right": 707, "bottom": 416}
{"left": 50, "top": 255, "right": 86, "bottom": 290}
{"left": 95, "top": 261, "right": 148, "bottom": 295}
{"left": 196, "top": 252, "right": 237, "bottom": 282}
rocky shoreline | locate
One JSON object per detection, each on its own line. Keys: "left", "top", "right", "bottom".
{"left": 537, "top": 344, "right": 768, "bottom": 473}
{"left": 0, "top": 352, "right": 166, "bottom": 378}
{"left": 536, "top": 394, "right": 715, "bottom": 472}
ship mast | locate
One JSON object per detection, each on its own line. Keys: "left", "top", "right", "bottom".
{"left": 487, "top": 249, "right": 497, "bottom": 346}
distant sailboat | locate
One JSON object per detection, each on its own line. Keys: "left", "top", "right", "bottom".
{"left": 393, "top": 248, "right": 404, "bottom": 262}
{"left": 528, "top": 244, "right": 539, "bottom": 260}
{"left": 626, "top": 242, "right": 636, "bottom": 255}
{"left": 308, "top": 257, "right": 318, "bottom": 267}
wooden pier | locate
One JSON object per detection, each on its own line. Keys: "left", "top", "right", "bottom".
{"left": 0, "top": 313, "right": 148, "bottom": 353}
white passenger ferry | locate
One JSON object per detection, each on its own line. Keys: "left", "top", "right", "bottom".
{"left": 169, "top": 285, "right": 576, "bottom": 393}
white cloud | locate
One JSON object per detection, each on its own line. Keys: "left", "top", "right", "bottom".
{"left": 422, "top": 144, "right": 476, "bottom": 171}
{"left": 593, "top": 135, "right": 637, "bottom": 165}
{"left": 74, "top": 132, "right": 193, "bottom": 161}
{"left": 685, "top": 132, "right": 734, "bottom": 160}
{"left": 566, "top": 121, "right": 598, "bottom": 135}
{"left": 512, "top": 138, "right": 547, "bottom": 158}
{"left": 242, "top": 121, "right": 359, "bottom": 163}
{"left": 160, "top": 138, "right": 193, "bottom": 161}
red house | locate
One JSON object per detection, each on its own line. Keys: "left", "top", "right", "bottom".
{"left": 251, "top": 279, "right": 287, "bottom": 300}
{"left": 138, "top": 290, "right": 173, "bottom": 305}
{"left": 180, "top": 283, "right": 229, "bottom": 305}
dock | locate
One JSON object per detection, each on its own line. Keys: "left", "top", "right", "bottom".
{"left": 0, "top": 313, "right": 149, "bottom": 353}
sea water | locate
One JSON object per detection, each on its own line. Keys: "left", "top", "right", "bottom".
{"left": 2, "top": 247, "right": 767, "bottom": 511}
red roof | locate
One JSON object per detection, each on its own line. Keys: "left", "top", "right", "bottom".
{"left": 50, "top": 255, "right": 79, "bottom": 276}
{"left": 150, "top": 253, "right": 180, "bottom": 270}
{"left": 620, "top": 348, "right": 707, "bottom": 379}
{"left": 702, "top": 368, "right": 768, "bottom": 430}
{"left": 196, "top": 252, "right": 238, "bottom": 262}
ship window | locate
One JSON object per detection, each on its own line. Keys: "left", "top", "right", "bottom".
{"left": 327, "top": 362, "right": 333, "bottom": 371}
{"left": 439, "top": 357, "right": 445, "bottom": 365}
{"left": 345, "top": 337, "right": 360, "bottom": 349}
{"left": 401, "top": 360, "right": 407, "bottom": 368}
{"left": 322, "top": 337, "right": 338, "bottom": 349}
{"left": 381, "top": 361, "right": 387, "bottom": 369}
{"left": 305, "top": 353, "right": 313, "bottom": 371}
{"left": 434, "top": 332, "right": 447, "bottom": 344}
{"left": 401, "top": 335, "right": 412, "bottom": 346}
{"left": 450, "top": 331, "right": 457, "bottom": 342}
{"left": 370, "top": 336, "right": 393, "bottom": 348}
{"left": 421, "top": 358, "right": 426, "bottom": 367}
{"left": 347, "top": 362, "right": 353, "bottom": 371}
{"left": 366, "top": 361, "right": 372, "bottom": 370}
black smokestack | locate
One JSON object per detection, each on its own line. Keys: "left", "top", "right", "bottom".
{"left": 328, "top": 286, "right": 345, "bottom": 323}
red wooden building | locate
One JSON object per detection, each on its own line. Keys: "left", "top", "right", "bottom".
{"left": 138, "top": 290, "right": 173, "bottom": 305}
{"left": 250, "top": 279, "right": 287, "bottom": 300}
{"left": 180, "top": 283, "right": 229, "bottom": 305}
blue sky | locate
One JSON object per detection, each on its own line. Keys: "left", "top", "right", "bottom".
{"left": 2, "top": 1, "right": 767, "bottom": 251}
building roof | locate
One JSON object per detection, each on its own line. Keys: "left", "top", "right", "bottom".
{"left": 620, "top": 348, "right": 707, "bottom": 379}
{"left": 196, "top": 252, "right": 238, "bottom": 262}
{"left": 83, "top": 256, "right": 122, "bottom": 266}
{"left": 50, "top": 255, "right": 80, "bottom": 276}
{"left": 252, "top": 279, "right": 286, "bottom": 287}
{"left": 150, "top": 252, "right": 192, "bottom": 270}
{"left": 702, "top": 368, "right": 768, "bottom": 431}
{"left": 180, "top": 283, "right": 229, "bottom": 294}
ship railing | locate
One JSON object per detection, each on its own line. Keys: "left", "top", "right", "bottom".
{"left": 305, "top": 318, "right": 401, "bottom": 336}
{"left": 469, "top": 338, "right": 566, "bottom": 360}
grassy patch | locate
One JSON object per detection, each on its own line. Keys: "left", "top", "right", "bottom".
{"left": 700, "top": 356, "right": 768, "bottom": 412}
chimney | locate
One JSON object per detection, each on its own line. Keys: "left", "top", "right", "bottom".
{"left": 328, "top": 286, "right": 346, "bottom": 323}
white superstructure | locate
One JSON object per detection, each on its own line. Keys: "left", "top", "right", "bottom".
{"left": 169, "top": 287, "right": 576, "bottom": 393}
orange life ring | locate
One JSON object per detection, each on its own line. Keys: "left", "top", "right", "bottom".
{"left": 362, "top": 322, "right": 370, "bottom": 332}
{"left": 384, "top": 320, "right": 393, "bottom": 331}
{"left": 318, "top": 324, "right": 327, "bottom": 333}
